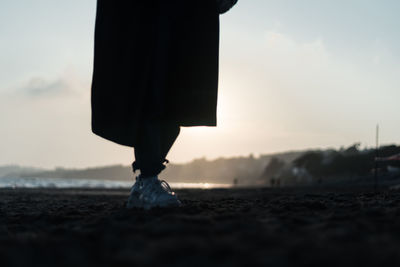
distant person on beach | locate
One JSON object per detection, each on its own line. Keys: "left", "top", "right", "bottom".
{"left": 91, "top": 1, "right": 238, "bottom": 209}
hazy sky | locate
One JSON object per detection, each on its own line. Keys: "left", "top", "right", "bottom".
{"left": 1, "top": 0, "right": 399, "bottom": 169}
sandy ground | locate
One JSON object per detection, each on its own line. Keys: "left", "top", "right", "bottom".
{"left": 1, "top": 187, "right": 400, "bottom": 267}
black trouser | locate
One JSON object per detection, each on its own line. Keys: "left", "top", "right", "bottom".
{"left": 132, "top": 4, "right": 179, "bottom": 178}
{"left": 132, "top": 121, "right": 180, "bottom": 178}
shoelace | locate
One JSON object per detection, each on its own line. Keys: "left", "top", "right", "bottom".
{"left": 159, "top": 180, "right": 173, "bottom": 193}
{"left": 143, "top": 179, "right": 174, "bottom": 197}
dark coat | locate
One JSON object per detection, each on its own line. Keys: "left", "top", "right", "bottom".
{"left": 91, "top": 0, "right": 220, "bottom": 147}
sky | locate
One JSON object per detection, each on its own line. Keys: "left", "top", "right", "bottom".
{"left": 1, "top": 0, "right": 399, "bottom": 169}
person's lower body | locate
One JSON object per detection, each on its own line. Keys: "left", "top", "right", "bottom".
{"left": 126, "top": 3, "right": 182, "bottom": 209}
{"left": 132, "top": 120, "right": 180, "bottom": 177}
{"left": 127, "top": 119, "right": 182, "bottom": 209}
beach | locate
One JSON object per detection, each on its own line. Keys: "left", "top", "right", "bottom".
{"left": 1, "top": 187, "right": 400, "bottom": 266}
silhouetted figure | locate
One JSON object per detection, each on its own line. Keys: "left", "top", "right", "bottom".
{"left": 91, "top": 0, "right": 238, "bottom": 209}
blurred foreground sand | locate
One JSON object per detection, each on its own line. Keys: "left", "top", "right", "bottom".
{"left": 1, "top": 187, "right": 400, "bottom": 266}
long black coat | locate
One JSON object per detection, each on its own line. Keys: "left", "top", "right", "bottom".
{"left": 91, "top": 0, "right": 220, "bottom": 147}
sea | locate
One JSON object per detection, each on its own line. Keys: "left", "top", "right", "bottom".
{"left": 0, "top": 177, "right": 232, "bottom": 189}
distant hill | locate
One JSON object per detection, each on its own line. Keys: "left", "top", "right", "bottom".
{"left": 0, "top": 165, "right": 44, "bottom": 178}
{"left": 5, "top": 145, "right": 399, "bottom": 187}
{"left": 1, "top": 151, "right": 304, "bottom": 185}
{"left": 162, "top": 151, "right": 302, "bottom": 185}
{"left": 19, "top": 165, "right": 134, "bottom": 182}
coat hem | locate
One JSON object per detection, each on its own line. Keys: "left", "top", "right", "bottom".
{"left": 92, "top": 121, "right": 217, "bottom": 148}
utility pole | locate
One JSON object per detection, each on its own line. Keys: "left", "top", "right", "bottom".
{"left": 374, "top": 124, "right": 379, "bottom": 192}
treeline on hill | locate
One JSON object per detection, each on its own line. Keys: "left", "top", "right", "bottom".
{"left": 2, "top": 151, "right": 302, "bottom": 185}
{"left": 3, "top": 145, "right": 399, "bottom": 186}
{"left": 259, "top": 144, "right": 400, "bottom": 186}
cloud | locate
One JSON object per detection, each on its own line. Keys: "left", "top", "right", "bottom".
{"left": 10, "top": 71, "right": 90, "bottom": 100}
{"left": 0, "top": 70, "right": 94, "bottom": 168}
{"left": 20, "top": 77, "right": 70, "bottom": 97}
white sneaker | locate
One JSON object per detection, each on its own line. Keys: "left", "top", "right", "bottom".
{"left": 126, "top": 176, "right": 144, "bottom": 209}
{"left": 126, "top": 176, "right": 182, "bottom": 210}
